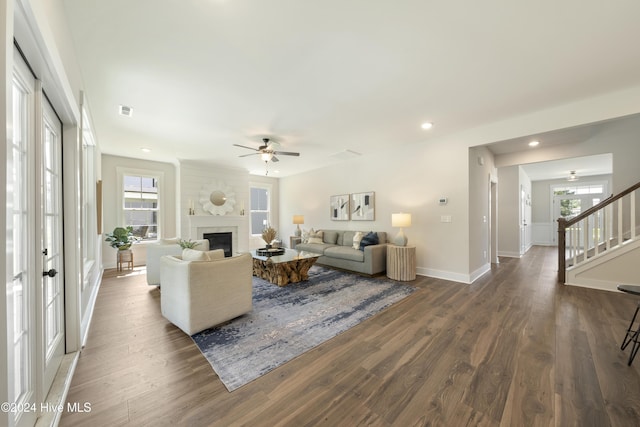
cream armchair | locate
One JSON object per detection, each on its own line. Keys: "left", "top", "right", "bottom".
{"left": 146, "top": 238, "right": 209, "bottom": 286}
{"left": 159, "top": 252, "right": 253, "bottom": 335}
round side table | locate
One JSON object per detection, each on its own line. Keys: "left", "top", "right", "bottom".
{"left": 386, "top": 244, "right": 416, "bottom": 281}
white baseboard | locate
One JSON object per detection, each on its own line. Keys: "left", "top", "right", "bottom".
{"left": 469, "top": 263, "right": 491, "bottom": 282}
{"left": 416, "top": 267, "right": 473, "bottom": 284}
{"left": 564, "top": 279, "right": 620, "bottom": 293}
{"left": 498, "top": 251, "right": 522, "bottom": 258}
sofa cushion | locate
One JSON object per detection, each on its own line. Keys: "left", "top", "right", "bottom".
{"left": 323, "top": 230, "right": 339, "bottom": 245}
{"left": 296, "top": 242, "right": 333, "bottom": 255}
{"left": 182, "top": 248, "right": 208, "bottom": 261}
{"left": 359, "top": 232, "right": 379, "bottom": 251}
{"left": 324, "top": 246, "right": 365, "bottom": 262}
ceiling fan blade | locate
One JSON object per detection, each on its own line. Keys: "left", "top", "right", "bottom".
{"left": 239, "top": 152, "right": 260, "bottom": 158}
{"left": 273, "top": 151, "right": 300, "bottom": 156}
{"left": 233, "top": 143, "right": 259, "bottom": 151}
{"left": 271, "top": 156, "right": 280, "bottom": 163}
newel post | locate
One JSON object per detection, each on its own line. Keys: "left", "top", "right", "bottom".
{"left": 558, "top": 217, "right": 567, "bottom": 283}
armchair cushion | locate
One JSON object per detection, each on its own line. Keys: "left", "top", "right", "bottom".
{"left": 182, "top": 248, "right": 209, "bottom": 261}
{"left": 146, "top": 238, "right": 209, "bottom": 285}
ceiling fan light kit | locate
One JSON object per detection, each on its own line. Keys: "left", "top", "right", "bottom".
{"left": 234, "top": 138, "right": 300, "bottom": 175}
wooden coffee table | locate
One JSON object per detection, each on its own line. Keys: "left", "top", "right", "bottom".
{"left": 251, "top": 249, "right": 321, "bottom": 286}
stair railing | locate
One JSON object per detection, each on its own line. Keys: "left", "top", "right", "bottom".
{"left": 558, "top": 181, "right": 640, "bottom": 283}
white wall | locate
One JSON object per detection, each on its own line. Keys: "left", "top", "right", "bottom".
{"left": 531, "top": 174, "right": 613, "bottom": 246}
{"left": 468, "top": 146, "right": 497, "bottom": 278}
{"left": 178, "top": 160, "right": 251, "bottom": 237}
{"left": 101, "top": 154, "right": 177, "bottom": 268}
{"left": 497, "top": 166, "right": 521, "bottom": 257}
{"left": 280, "top": 137, "right": 474, "bottom": 283}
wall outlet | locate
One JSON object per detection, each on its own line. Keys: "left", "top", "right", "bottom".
{"left": 441, "top": 215, "right": 452, "bottom": 223}
{"left": 483, "top": 250, "right": 487, "bottom": 259}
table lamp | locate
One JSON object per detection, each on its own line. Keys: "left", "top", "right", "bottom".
{"left": 293, "top": 215, "right": 304, "bottom": 237}
{"left": 392, "top": 213, "right": 411, "bottom": 246}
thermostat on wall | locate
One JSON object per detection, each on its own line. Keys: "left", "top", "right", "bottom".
{"left": 439, "top": 197, "right": 448, "bottom": 205}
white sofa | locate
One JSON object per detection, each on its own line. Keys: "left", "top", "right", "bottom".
{"left": 159, "top": 252, "right": 253, "bottom": 335}
{"left": 146, "top": 238, "right": 209, "bottom": 286}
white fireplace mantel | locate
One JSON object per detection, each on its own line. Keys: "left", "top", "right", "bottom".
{"left": 187, "top": 215, "right": 250, "bottom": 254}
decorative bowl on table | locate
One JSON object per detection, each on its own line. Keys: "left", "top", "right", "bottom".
{"left": 255, "top": 247, "right": 285, "bottom": 256}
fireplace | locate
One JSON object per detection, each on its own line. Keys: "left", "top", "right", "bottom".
{"left": 204, "top": 232, "right": 233, "bottom": 257}
{"left": 186, "top": 215, "right": 248, "bottom": 254}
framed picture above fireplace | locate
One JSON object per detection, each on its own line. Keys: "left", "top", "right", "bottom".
{"left": 199, "top": 180, "right": 236, "bottom": 215}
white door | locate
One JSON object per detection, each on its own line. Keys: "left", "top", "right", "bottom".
{"left": 40, "top": 99, "right": 65, "bottom": 398}
{"left": 7, "top": 51, "right": 65, "bottom": 427}
{"left": 8, "top": 51, "right": 38, "bottom": 427}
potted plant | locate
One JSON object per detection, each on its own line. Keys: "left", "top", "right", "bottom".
{"left": 178, "top": 239, "right": 201, "bottom": 250}
{"left": 105, "top": 226, "right": 138, "bottom": 251}
{"left": 261, "top": 226, "right": 277, "bottom": 249}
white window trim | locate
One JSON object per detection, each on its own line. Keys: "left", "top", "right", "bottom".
{"left": 249, "top": 182, "right": 273, "bottom": 236}
{"left": 116, "top": 167, "right": 165, "bottom": 241}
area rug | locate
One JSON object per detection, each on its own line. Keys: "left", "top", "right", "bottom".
{"left": 191, "top": 266, "right": 416, "bottom": 391}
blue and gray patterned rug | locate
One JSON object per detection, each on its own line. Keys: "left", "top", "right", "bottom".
{"left": 191, "top": 266, "right": 416, "bottom": 391}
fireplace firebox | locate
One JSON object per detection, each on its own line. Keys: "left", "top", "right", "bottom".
{"left": 203, "top": 232, "right": 233, "bottom": 257}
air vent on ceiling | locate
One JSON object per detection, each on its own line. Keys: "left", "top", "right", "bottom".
{"left": 119, "top": 105, "right": 133, "bottom": 117}
{"left": 330, "top": 149, "right": 362, "bottom": 161}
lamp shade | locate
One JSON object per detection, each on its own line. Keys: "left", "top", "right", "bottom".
{"left": 293, "top": 215, "right": 304, "bottom": 225}
{"left": 392, "top": 213, "right": 411, "bottom": 228}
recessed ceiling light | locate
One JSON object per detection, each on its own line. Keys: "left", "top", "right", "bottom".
{"left": 119, "top": 105, "right": 133, "bottom": 117}
{"left": 141, "top": 148, "right": 151, "bottom": 153}
{"left": 421, "top": 122, "right": 433, "bottom": 130}
{"left": 528, "top": 140, "right": 539, "bottom": 147}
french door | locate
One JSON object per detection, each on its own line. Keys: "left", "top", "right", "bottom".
{"left": 7, "top": 50, "right": 65, "bottom": 427}
{"left": 40, "top": 94, "right": 65, "bottom": 401}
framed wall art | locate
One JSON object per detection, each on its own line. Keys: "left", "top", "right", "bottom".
{"left": 351, "top": 191, "right": 375, "bottom": 221}
{"left": 330, "top": 194, "right": 350, "bottom": 220}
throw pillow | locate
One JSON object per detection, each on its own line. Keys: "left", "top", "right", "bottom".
{"left": 358, "top": 232, "right": 379, "bottom": 251}
{"left": 307, "top": 229, "right": 322, "bottom": 244}
{"left": 182, "top": 248, "right": 208, "bottom": 261}
{"left": 205, "top": 249, "right": 225, "bottom": 260}
{"left": 301, "top": 228, "right": 314, "bottom": 243}
{"left": 352, "top": 231, "right": 364, "bottom": 250}
{"left": 160, "top": 237, "right": 179, "bottom": 245}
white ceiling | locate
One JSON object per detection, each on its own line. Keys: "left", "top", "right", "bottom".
{"left": 520, "top": 153, "right": 612, "bottom": 182}
{"left": 61, "top": 1, "right": 640, "bottom": 177}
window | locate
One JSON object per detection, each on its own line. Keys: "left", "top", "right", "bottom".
{"left": 81, "top": 106, "right": 96, "bottom": 272}
{"left": 553, "top": 184, "right": 604, "bottom": 196}
{"left": 250, "top": 186, "right": 270, "bottom": 235}
{"left": 119, "top": 170, "right": 162, "bottom": 240}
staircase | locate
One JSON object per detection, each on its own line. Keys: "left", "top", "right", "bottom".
{"left": 558, "top": 181, "right": 640, "bottom": 290}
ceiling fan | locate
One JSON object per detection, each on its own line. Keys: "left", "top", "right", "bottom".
{"left": 233, "top": 138, "right": 300, "bottom": 163}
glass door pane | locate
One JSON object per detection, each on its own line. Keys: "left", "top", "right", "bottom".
{"left": 41, "top": 100, "right": 65, "bottom": 395}
{"left": 8, "top": 54, "right": 37, "bottom": 427}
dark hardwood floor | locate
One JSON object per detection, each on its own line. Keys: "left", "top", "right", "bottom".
{"left": 60, "top": 246, "right": 640, "bottom": 426}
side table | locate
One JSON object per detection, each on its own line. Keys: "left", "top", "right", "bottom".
{"left": 290, "top": 236, "right": 302, "bottom": 249}
{"left": 387, "top": 244, "right": 416, "bottom": 281}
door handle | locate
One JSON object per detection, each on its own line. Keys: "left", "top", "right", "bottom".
{"left": 43, "top": 268, "right": 57, "bottom": 278}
